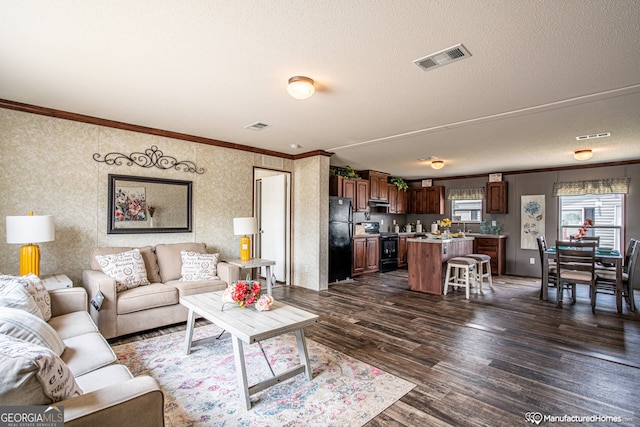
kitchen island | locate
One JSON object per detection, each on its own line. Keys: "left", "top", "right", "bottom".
{"left": 407, "top": 236, "right": 474, "bottom": 294}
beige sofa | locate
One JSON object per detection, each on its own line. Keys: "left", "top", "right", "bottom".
{"left": 0, "top": 284, "right": 164, "bottom": 426}
{"left": 82, "top": 242, "right": 239, "bottom": 339}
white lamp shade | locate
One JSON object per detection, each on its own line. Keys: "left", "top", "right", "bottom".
{"left": 233, "top": 217, "right": 257, "bottom": 236}
{"left": 6, "top": 215, "right": 55, "bottom": 244}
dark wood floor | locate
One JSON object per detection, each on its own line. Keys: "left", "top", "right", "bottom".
{"left": 111, "top": 271, "right": 640, "bottom": 426}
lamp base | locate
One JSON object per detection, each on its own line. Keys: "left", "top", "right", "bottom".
{"left": 239, "top": 235, "right": 251, "bottom": 261}
{"left": 19, "top": 244, "right": 41, "bottom": 276}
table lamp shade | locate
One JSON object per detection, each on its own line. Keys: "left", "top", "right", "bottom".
{"left": 233, "top": 217, "right": 257, "bottom": 261}
{"left": 6, "top": 214, "right": 55, "bottom": 276}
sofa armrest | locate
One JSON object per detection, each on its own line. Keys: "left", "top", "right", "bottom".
{"left": 217, "top": 262, "right": 239, "bottom": 285}
{"left": 62, "top": 376, "right": 164, "bottom": 427}
{"left": 81, "top": 270, "right": 118, "bottom": 339}
{"left": 49, "top": 287, "right": 88, "bottom": 317}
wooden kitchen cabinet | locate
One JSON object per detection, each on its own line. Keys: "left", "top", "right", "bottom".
{"left": 473, "top": 236, "right": 507, "bottom": 275}
{"left": 352, "top": 236, "right": 379, "bottom": 276}
{"left": 361, "top": 170, "right": 389, "bottom": 201}
{"left": 409, "top": 186, "right": 444, "bottom": 214}
{"left": 388, "top": 184, "right": 398, "bottom": 213}
{"left": 397, "top": 187, "right": 407, "bottom": 214}
{"left": 486, "top": 181, "right": 508, "bottom": 214}
{"left": 398, "top": 234, "right": 414, "bottom": 267}
{"left": 329, "top": 176, "right": 369, "bottom": 212}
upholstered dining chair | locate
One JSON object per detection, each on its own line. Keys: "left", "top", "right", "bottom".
{"left": 595, "top": 239, "right": 638, "bottom": 312}
{"left": 555, "top": 240, "right": 597, "bottom": 310}
{"left": 537, "top": 235, "right": 557, "bottom": 299}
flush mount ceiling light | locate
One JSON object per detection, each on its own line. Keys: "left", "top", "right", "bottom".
{"left": 431, "top": 160, "right": 445, "bottom": 169}
{"left": 574, "top": 149, "right": 593, "bottom": 161}
{"left": 287, "top": 76, "right": 315, "bottom": 100}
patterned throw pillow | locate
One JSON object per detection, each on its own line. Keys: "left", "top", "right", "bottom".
{"left": 0, "top": 307, "right": 65, "bottom": 356}
{"left": 0, "top": 278, "right": 44, "bottom": 319}
{"left": 179, "top": 251, "right": 220, "bottom": 281}
{"left": 0, "top": 334, "right": 82, "bottom": 404}
{"left": 12, "top": 274, "right": 52, "bottom": 321}
{"left": 95, "top": 249, "right": 150, "bottom": 292}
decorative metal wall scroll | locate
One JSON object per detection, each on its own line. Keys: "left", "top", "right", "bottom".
{"left": 93, "top": 145, "right": 204, "bottom": 174}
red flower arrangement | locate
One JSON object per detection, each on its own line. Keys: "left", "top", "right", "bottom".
{"left": 223, "top": 280, "right": 261, "bottom": 308}
{"left": 575, "top": 219, "right": 594, "bottom": 239}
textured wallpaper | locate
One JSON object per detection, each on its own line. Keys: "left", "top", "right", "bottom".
{"left": 0, "top": 109, "right": 328, "bottom": 290}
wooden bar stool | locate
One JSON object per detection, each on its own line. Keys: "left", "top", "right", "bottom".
{"left": 444, "top": 257, "right": 476, "bottom": 299}
{"left": 466, "top": 254, "right": 493, "bottom": 292}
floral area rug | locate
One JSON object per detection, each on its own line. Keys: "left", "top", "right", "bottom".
{"left": 112, "top": 323, "right": 415, "bottom": 427}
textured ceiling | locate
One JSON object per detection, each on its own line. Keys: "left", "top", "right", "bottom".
{"left": 1, "top": 0, "right": 639, "bottom": 179}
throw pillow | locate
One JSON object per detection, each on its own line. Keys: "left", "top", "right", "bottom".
{"left": 16, "top": 274, "right": 52, "bottom": 321}
{"left": 0, "top": 277, "right": 44, "bottom": 319}
{"left": 0, "top": 307, "right": 65, "bottom": 356}
{"left": 95, "top": 249, "right": 150, "bottom": 292}
{"left": 179, "top": 251, "right": 220, "bottom": 281}
{"left": 0, "top": 334, "right": 82, "bottom": 405}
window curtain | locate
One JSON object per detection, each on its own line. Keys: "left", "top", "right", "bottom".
{"left": 446, "top": 187, "right": 485, "bottom": 200}
{"left": 552, "top": 177, "right": 630, "bottom": 196}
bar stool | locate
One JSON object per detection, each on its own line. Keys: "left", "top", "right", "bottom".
{"left": 444, "top": 257, "right": 476, "bottom": 299}
{"left": 465, "top": 254, "right": 493, "bottom": 292}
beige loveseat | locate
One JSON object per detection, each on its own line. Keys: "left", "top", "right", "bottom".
{"left": 0, "top": 281, "right": 164, "bottom": 426}
{"left": 82, "top": 242, "right": 239, "bottom": 339}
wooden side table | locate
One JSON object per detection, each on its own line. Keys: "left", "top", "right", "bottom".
{"left": 41, "top": 274, "right": 73, "bottom": 291}
{"left": 225, "top": 258, "right": 276, "bottom": 295}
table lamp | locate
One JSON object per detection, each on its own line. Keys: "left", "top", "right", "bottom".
{"left": 6, "top": 212, "right": 55, "bottom": 276}
{"left": 233, "top": 217, "right": 257, "bottom": 261}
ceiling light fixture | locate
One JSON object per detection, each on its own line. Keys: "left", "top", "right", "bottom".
{"left": 287, "top": 76, "right": 315, "bottom": 100}
{"left": 574, "top": 149, "right": 593, "bottom": 161}
{"left": 431, "top": 160, "right": 445, "bottom": 170}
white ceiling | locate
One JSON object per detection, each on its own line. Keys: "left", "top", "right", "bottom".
{"left": 1, "top": 1, "right": 639, "bottom": 179}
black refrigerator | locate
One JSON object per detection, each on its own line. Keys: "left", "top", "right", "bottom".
{"left": 329, "top": 196, "right": 353, "bottom": 282}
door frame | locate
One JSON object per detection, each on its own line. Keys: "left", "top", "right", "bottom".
{"left": 253, "top": 167, "right": 292, "bottom": 286}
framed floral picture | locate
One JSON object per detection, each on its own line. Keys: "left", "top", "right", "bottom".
{"left": 521, "top": 195, "right": 545, "bottom": 249}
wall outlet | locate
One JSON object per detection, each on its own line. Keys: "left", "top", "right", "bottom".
{"left": 529, "top": 257, "right": 535, "bottom": 265}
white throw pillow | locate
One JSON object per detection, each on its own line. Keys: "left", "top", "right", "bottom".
{"left": 95, "top": 249, "right": 150, "bottom": 292}
{"left": 0, "top": 277, "right": 44, "bottom": 319}
{"left": 0, "top": 334, "right": 82, "bottom": 405}
{"left": 179, "top": 251, "right": 220, "bottom": 281}
{"left": 0, "top": 307, "right": 65, "bottom": 355}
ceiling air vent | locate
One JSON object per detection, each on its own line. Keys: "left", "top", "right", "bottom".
{"left": 576, "top": 132, "right": 611, "bottom": 141}
{"left": 413, "top": 44, "right": 472, "bottom": 72}
{"left": 245, "top": 122, "right": 271, "bottom": 131}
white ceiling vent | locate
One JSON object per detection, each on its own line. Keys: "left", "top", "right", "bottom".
{"left": 413, "top": 44, "right": 472, "bottom": 72}
{"left": 245, "top": 122, "right": 271, "bottom": 131}
{"left": 576, "top": 132, "right": 611, "bottom": 141}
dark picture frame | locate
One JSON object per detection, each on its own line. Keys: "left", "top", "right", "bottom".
{"left": 107, "top": 174, "right": 192, "bottom": 234}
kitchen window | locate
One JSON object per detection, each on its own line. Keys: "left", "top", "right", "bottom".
{"left": 448, "top": 187, "right": 485, "bottom": 223}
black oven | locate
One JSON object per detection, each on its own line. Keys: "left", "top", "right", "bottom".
{"left": 379, "top": 233, "right": 398, "bottom": 272}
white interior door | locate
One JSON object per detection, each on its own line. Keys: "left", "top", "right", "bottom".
{"left": 259, "top": 174, "right": 287, "bottom": 282}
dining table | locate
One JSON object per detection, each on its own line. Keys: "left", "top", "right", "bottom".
{"left": 541, "top": 246, "right": 624, "bottom": 313}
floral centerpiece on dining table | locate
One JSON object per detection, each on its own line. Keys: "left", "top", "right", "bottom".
{"left": 222, "top": 280, "right": 274, "bottom": 311}
{"left": 575, "top": 219, "right": 594, "bottom": 239}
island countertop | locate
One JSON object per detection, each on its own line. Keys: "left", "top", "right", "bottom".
{"left": 407, "top": 236, "right": 475, "bottom": 244}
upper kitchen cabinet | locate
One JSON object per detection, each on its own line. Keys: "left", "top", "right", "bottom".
{"left": 486, "top": 181, "right": 508, "bottom": 214}
{"left": 329, "top": 175, "right": 370, "bottom": 212}
{"left": 361, "top": 170, "right": 389, "bottom": 201}
{"left": 409, "top": 186, "right": 445, "bottom": 214}
{"left": 387, "top": 184, "right": 408, "bottom": 214}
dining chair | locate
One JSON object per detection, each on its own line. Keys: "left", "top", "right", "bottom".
{"left": 569, "top": 235, "right": 600, "bottom": 247}
{"left": 537, "top": 235, "right": 557, "bottom": 299}
{"left": 555, "top": 240, "right": 597, "bottom": 310}
{"left": 595, "top": 239, "right": 638, "bottom": 312}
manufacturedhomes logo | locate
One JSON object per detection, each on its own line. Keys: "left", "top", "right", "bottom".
{"left": 0, "top": 406, "right": 64, "bottom": 427}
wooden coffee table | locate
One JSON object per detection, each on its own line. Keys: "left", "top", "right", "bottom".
{"left": 180, "top": 291, "right": 319, "bottom": 409}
